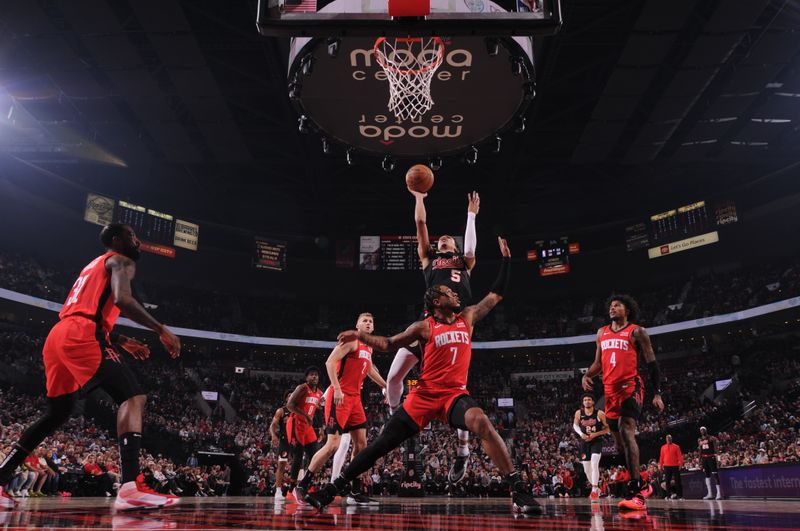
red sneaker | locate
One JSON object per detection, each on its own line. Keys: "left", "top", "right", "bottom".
{"left": 0, "top": 487, "right": 18, "bottom": 510}
{"left": 590, "top": 490, "right": 599, "bottom": 503}
{"left": 114, "top": 479, "right": 179, "bottom": 511}
{"left": 618, "top": 495, "right": 647, "bottom": 511}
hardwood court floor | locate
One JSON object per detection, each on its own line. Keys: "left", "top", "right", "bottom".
{"left": 1, "top": 495, "right": 798, "bottom": 530}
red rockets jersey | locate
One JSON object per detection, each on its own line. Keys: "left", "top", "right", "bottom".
{"left": 419, "top": 315, "right": 472, "bottom": 391}
{"left": 290, "top": 384, "right": 323, "bottom": 425}
{"left": 600, "top": 323, "right": 640, "bottom": 389}
{"left": 336, "top": 341, "right": 373, "bottom": 396}
{"left": 59, "top": 251, "right": 121, "bottom": 334}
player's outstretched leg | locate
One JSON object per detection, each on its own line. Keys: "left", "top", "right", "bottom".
{"left": 460, "top": 406, "right": 542, "bottom": 515}
{"left": 0, "top": 394, "right": 76, "bottom": 510}
{"left": 305, "top": 411, "right": 418, "bottom": 510}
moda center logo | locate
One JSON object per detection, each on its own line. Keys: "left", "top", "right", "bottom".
{"left": 349, "top": 46, "right": 471, "bottom": 143}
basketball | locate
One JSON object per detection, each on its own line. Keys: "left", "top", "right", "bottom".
{"left": 406, "top": 164, "right": 434, "bottom": 193}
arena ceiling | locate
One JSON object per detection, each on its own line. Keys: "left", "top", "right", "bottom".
{"left": 1, "top": 0, "right": 799, "bottom": 240}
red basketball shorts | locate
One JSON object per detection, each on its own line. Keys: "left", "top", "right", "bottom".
{"left": 43, "top": 317, "right": 105, "bottom": 398}
{"left": 324, "top": 387, "right": 367, "bottom": 434}
{"left": 401, "top": 387, "right": 469, "bottom": 430}
{"left": 286, "top": 416, "right": 318, "bottom": 446}
{"left": 604, "top": 376, "right": 644, "bottom": 421}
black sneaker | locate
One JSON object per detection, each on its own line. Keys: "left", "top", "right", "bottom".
{"left": 511, "top": 482, "right": 543, "bottom": 515}
{"left": 448, "top": 456, "right": 467, "bottom": 484}
{"left": 346, "top": 492, "right": 379, "bottom": 506}
{"left": 305, "top": 483, "right": 338, "bottom": 510}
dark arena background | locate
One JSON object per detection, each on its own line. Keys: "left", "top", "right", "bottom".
{"left": 1, "top": 0, "right": 800, "bottom": 530}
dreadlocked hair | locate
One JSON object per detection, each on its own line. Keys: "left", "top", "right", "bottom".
{"left": 605, "top": 293, "right": 641, "bottom": 324}
{"left": 424, "top": 285, "right": 447, "bottom": 313}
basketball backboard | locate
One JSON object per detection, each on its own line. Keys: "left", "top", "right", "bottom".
{"left": 257, "top": 0, "right": 561, "bottom": 37}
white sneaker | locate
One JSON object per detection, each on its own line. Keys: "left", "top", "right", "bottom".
{"left": 114, "top": 480, "right": 179, "bottom": 511}
{"left": 274, "top": 490, "right": 285, "bottom": 501}
{"left": 715, "top": 491, "right": 722, "bottom": 500}
{"left": 703, "top": 493, "right": 713, "bottom": 500}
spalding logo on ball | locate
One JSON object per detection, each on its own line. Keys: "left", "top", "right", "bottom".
{"left": 406, "top": 164, "right": 434, "bottom": 193}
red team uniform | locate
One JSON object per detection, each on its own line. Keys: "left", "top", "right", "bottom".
{"left": 43, "top": 251, "right": 122, "bottom": 398}
{"left": 324, "top": 341, "right": 372, "bottom": 433}
{"left": 599, "top": 323, "right": 644, "bottom": 421}
{"left": 287, "top": 384, "right": 323, "bottom": 446}
{"left": 402, "top": 315, "right": 472, "bottom": 429}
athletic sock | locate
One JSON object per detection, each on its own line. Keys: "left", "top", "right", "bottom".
{"left": 351, "top": 477, "right": 362, "bottom": 495}
{"left": 119, "top": 432, "right": 142, "bottom": 484}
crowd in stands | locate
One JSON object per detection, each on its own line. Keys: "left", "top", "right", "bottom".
{"left": 1, "top": 250, "right": 798, "bottom": 342}
{"left": 1, "top": 249, "right": 799, "bottom": 500}
{"left": 1, "top": 322, "right": 798, "bottom": 500}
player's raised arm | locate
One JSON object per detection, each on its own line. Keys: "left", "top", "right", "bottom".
{"left": 463, "top": 237, "right": 510, "bottom": 327}
{"left": 464, "top": 191, "right": 480, "bottom": 272}
{"left": 411, "top": 190, "right": 433, "bottom": 268}
{"left": 326, "top": 341, "right": 355, "bottom": 406}
{"left": 633, "top": 326, "right": 664, "bottom": 412}
{"left": 337, "top": 320, "right": 428, "bottom": 353}
{"left": 581, "top": 329, "right": 604, "bottom": 391}
{"left": 107, "top": 254, "right": 180, "bottom": 358}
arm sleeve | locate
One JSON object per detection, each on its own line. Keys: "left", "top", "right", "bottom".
{"left": 573, "top": 424, "right": 584, "bottom": 437}
{"left": 464, "top": 212, "right": 477, "bottom": 257}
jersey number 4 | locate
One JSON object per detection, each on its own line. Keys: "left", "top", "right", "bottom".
{"left": 609, "top": 352, "right": 616, "bottom": 369}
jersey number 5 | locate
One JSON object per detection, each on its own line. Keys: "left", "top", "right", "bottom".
{"left": 450, "top": 270, "right": 461, "bottom": 283}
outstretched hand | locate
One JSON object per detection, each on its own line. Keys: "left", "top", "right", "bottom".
{"left": 497, "top": 236, "right": 511, "bottom": 258}
{"left": 118, "top": 336, "right": 150, "bottom": 361}
{"left": 159, "top": 326, "right": 181, "bottom": 359}
{"left": 467, "top": 191, "right": 480, "bottom": 215}
{"left": 408, "top": 188, "right": 428, "bottom": 199}
{"left": 337, "top": 330, "right": 359, "bottom": 344}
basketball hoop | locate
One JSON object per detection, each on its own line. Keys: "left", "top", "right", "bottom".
{"left": 374, "top": 37, "right": 445, "bottom": 121}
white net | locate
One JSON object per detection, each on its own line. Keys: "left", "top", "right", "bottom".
{"left": 374, "top": 37, "right": 445, "bottom": 121}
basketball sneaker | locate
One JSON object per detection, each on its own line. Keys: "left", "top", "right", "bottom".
{"left": 293, "top": 486, "right": 308, "bottom": 506}
{"left": 590, "top": 489, "right": 599, "bottom": 503}
{"left": 346, "top": 492, "right": 379, "bottom": 506}
{"left": 618, "top": 479, "right": 648, "bottom": 511}
{"left": 0, "top": 487, "right": 17, "bottom": 510}
{"left": 448, "top": 456, "right": 467, "bottom": 484}
{"left": 511, "top": 482, "right": 543, "bottom": 515}
{"left": 114, "top": 479, "right": 178, "bottom": 511}
{"left": 305, "top": 483, "right": 338, "bottom": 511}
{"left": 274, "top": 488, "right": 285, "bottom": 502}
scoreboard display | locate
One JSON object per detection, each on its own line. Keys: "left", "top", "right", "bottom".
{"left": 649, "top": 201, "right": 710, "bottom": 246}
{"left": 114, "top": 200, "right": 175, "bottom": 247}
{"left": 359, "top": 235, "right": 463, "bottom": 271}
{"left": 254, "top": 237, "right": 288, "bottom": 271}
{"left": 528, "top": 237, "right": 573, "bottom": 277}
{"left": 626, "top": 199, "right": 738, "bottom": 255}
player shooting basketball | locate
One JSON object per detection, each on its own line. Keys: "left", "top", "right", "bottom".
{"left": 385, "top": 179, "right": 479, "bottom": 485}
